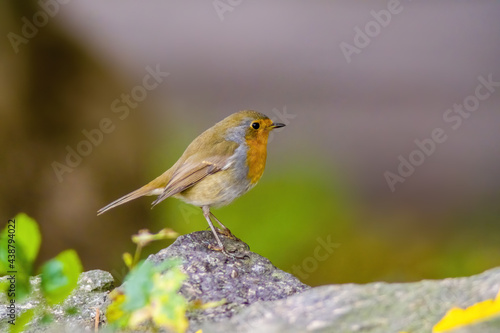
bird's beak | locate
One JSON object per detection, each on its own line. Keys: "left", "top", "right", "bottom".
{"left": 270, "top": 122, "right": 286, "bottom": 129}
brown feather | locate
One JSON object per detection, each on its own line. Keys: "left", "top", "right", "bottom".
{"left": 97, "top": 111, "right": 264, "bottom": 214}
{"left": 151, "top": 155, "right": 230, "bottom": 207}
{"left": 97, "top": 184, "right": 156, "bottom": 215}
{"left": 97, "top": 167, "right": 174, "bottom": 215}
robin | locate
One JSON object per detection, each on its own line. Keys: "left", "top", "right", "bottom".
{"left": 98, "top": 110, "right": 285, "bottom": 255}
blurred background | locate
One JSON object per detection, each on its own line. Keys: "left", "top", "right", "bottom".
{"left": 1, "top": 0, "right": 499, "bottom": 286}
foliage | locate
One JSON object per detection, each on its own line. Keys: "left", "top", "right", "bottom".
{"left": 108, "top": 228, "right": 188, "bottom": 332}
{"left": 0, "top": 213, "right": 41, "bottom": 300}
{"left": 108, "top": 227, "right": 224, "bottom": 332}
{"left": 107, "top": 259, "right": 188, "bottom": 332}
{"left": 0, "top": 213, "right": 82, "bottom": 332}
{"left": 40, "top": 250, "right": 82, "bottom": 305}
{"left": 123, "top": 228, "right": 179, "bottom": 271}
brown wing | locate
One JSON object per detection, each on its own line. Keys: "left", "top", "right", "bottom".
{"left": 150, "top": 155, "right": 230, "bottom": 207}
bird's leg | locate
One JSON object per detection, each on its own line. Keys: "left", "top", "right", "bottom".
{"left": 202, "top": 206, "right": 233, "bottom": 256}
{"left": 210, "top": 211, "right": 248, "bottom": 251}
{"left": 210, "top": 212, "right": 237, "bottom": 240}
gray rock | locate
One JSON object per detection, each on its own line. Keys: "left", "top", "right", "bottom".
{"left": 0, "top": 269, "right": 114, "bottom": 333}
{"left": 198, "top": 267, "right": 500, "bottom": 333}
{"left": 451, "top": 316, "right": 500, "bottom": 333}
{"left": 2, "top": 232, "right": 500, "bottom": 333}
{"left": 147, "top": 230, "right": 310, "bottom": 328}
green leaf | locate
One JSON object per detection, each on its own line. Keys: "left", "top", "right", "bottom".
{"left": 0, "top": 213, "right": 41, "bottom": 273}
{"left": 122, "top": 260, "right": 155, "bottom": 311}
{"left": 0, "top": 273, "right": 31, "bottom": 302}
{"left": 40, "top": 249, "right": 82, "bottom": 305}
{"left": 154, "top": 258, "right": 182, "bottom": 275}
{"left": 9, "top": 309, "right": 34, "bottom": 333}
{"left": 40, "top": 314, "right": 53, "bottom": 325}
{"left": 107, "top": 290, "right": 130, "bottom": 328}
{"left": 108, "top": 259, "right": 188, "bottom": 331}
{"left": 123, "top": 252, "right": 133, "bottom": 270}
{"left": 14, "top": 213, "right": 41, "bottom": 265}
{"left": 0, "top": 213, "right": 41, "bottom": 301}
{"left": 65, "top": 306, "right": 79, "bottom": 316}
{"left": 14, "top": 274, "right": 31, "bottom": 301}
{"left": 150, "top": 267, "right": 188, "bottom": 333}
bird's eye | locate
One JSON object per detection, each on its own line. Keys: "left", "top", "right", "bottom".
{"left": 251, "top": 122, "right": 260, "bottom": 129}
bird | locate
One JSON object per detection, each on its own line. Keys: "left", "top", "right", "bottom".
{"left": 97, "top": 110, "right": 285, "bottom": 255}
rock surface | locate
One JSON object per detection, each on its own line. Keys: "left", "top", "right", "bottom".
{"left": 147, "top": 230, "right": 310, "bottom": 328}
{"left": 0, "top": 269, "right": 114, "bottom": 332}
{"left": 1, "top": 232, "right": 500, "bottom": 333}
{"left": 198, "top": 267, "right": 500, "bottom": 333}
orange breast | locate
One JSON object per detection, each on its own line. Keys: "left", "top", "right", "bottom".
{"left": 245, "top": 134, "right": 268, "bottom": 184}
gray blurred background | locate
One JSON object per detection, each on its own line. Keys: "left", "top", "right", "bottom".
{"left": 1, "top": 0, "right": 499, "bottom": 286}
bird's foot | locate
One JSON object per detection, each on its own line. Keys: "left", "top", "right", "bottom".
{"left": 215, "top": 227, "right": 238, "bottom": 240}
{"left": 208, "top": 243, "right": 248, "bottom": 259}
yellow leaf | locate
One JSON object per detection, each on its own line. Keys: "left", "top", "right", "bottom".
{"left": 433, "top": 290, "right": 500, "bottom": 332}
{"left": 123, "top": 252, "right": 133, "bottom": 269}
{"left": 129, "top": 306, "right": 153, "bottom": 328}
{"left": 106, "top": 291, "right": 127, "bottom": 324}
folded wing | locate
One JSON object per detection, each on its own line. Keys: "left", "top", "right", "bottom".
{"left": 151, "top": 154, "right": 231, "bottom": 207}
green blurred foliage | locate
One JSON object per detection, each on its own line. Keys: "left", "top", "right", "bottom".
{"left": 40, "top": 249, "right": 82, "bottom": 305}
{"left": 10, "top": 309, "right": 34, "bottom": 333}
{"left": 0, "top": 213, "right": 82, "bottom": 332}
{"left": 107, "top": 259, "right": 188, "bottom": 332}
{"left": 0, "top": 213, "right": 41, "bottom": 301}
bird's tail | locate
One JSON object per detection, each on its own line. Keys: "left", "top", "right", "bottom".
{"left": 97, "top": 184, "right": 158, "bottom": 215}
{"left": 97, "top": 166, "right": 174, "bottom": 215}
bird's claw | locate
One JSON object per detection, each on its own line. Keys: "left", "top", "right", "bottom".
{"left": 208, "top": 243, "right": 247, "bottom": 259}
{"left": 215, "top": 227, "right": 238, "bottom": 240}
